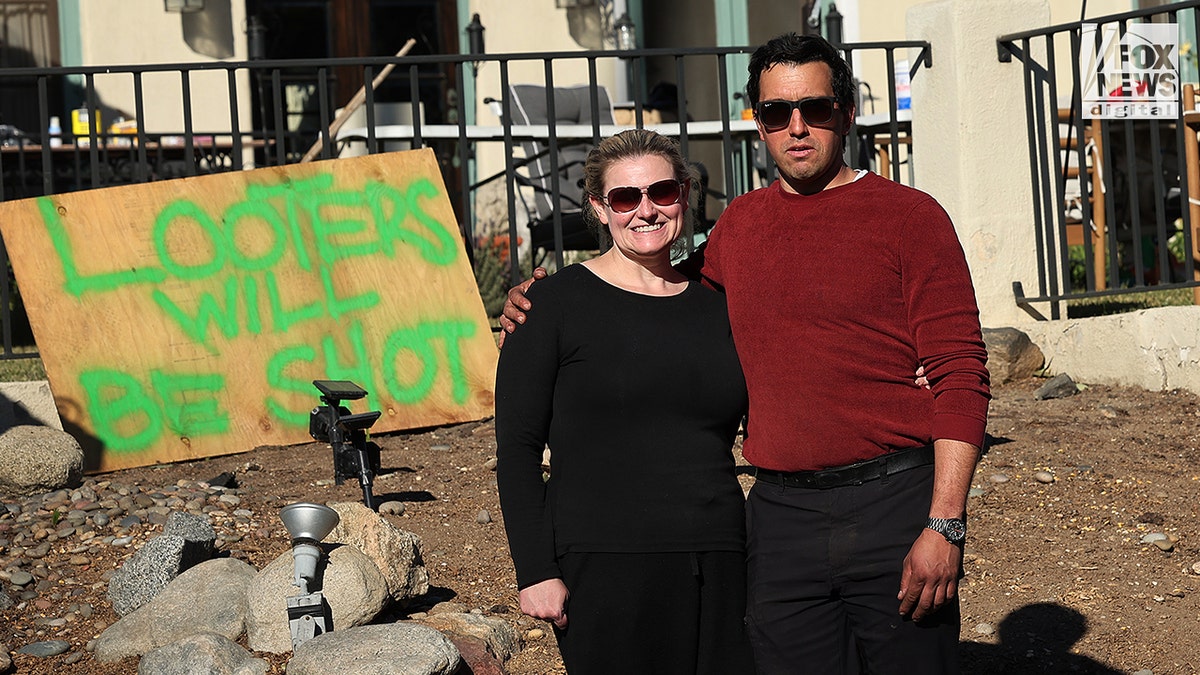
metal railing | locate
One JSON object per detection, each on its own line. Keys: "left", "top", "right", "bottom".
{"left": 997, "top": 1, "right": 1200, "bottom": 317}
{"left": 0, "top": 41, "right": 923, "bottom": 359}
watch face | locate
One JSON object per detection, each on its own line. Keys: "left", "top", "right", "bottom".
{"left": 930, "top": 517, "right": 966, "bottom": 544}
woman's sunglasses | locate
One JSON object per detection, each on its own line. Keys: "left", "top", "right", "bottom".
{"left": 755, "top": 96, "right": 840, "bottom": 132}
{"left": 601, "top": 179, "right": 684, "bottom": 213}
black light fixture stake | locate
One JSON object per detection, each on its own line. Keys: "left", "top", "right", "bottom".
{"left": 309, "top": 380, "right": 382, "bottom": 509}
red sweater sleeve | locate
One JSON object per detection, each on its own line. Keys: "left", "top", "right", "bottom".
{"left": 899, "top": 197, "right": 991, "bottom": 447}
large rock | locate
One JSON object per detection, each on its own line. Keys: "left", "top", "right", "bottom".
{"left": 163, "top": 511, "right": 217, "bottom": 562}
{"left": 327, "top": 501, "right": 429, "bottom": 602}
{"left": 107, "top": 512, "right": 214, "bottom": 616}
{"left": 94, "top": 558, "right": 257, "bottom": 662}
{"left": 0, "top": 425, "right": 82, "bottom": 496}
{"left": 287, "top": 623, "right": 460, "bottom": 675}
{"left": 137, "top": 633, "right": 268, "bottom": 675}
{"left": 983, "top": 327, "right": 1045, "bottom": 384}
{"left": 418, "top": 612, "right": 518, "bottom": 662}
{"left": 108, "top": 535, "right": 185, "bottom": 616}
{"left": 245, "top": 544, "right": 388, "bottom": 653}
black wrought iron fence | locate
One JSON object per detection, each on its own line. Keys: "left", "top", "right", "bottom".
{"left": 997, "top": 1, "right": 1200, "bottom": 317}
{"left": 0, "top": 41, "right": 922, "bottom": 360}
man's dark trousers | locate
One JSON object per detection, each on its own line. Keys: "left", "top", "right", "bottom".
{"left": 745, "top": 463, "right": 961, "bottom": 674}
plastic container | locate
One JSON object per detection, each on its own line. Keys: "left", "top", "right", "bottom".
{"left": 71, "top": 107, "right": 101, "bottom": 136}
{"left": 894, "top": 59, "right": 912, "bottom": 111}
{"left": 47, "top": 116, "right": 62, "bottom": 148}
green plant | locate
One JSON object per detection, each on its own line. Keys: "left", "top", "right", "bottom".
{"left": 473, "top": 234, "right": 527, "bottom": 318}
{"left": 1068, "top": 244, "right": 1088, "bottom": 291}
{"left": 0, "top": 351, "right": 45, "bottom": 382}
{"left": 1168, "top": 218, "right": 1187, "bottom": 266}
{"left": 1066, "top": 287, "right": 1195, "bottom": 318}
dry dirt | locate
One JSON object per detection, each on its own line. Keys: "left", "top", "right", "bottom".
{"left": 2, "top": 377, "right": 1200, "bottom": 674}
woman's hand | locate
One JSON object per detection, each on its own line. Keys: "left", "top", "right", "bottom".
{"left": 518, "top": 577, "right": 569, "bottom": 629}
{"left": 915, "top": 365, "right": 930, "bottom": 389}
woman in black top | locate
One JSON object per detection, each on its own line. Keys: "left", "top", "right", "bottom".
{"left": 495, "top": 129, "right": 752, "bottom": 674}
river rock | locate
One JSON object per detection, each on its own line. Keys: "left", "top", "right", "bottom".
{"left": 1035, "top": 373, "right": 1079, "bottom": 400}
{"left": 14, "top": 640, "right": 70, "bottom": 657}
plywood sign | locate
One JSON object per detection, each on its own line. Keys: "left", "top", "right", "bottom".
{"left": 0, "top": 149, "right": 497, "bottom": 472}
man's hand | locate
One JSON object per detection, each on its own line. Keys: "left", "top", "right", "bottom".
{"left": 897, "top": 527, "right": 962, "bottom": 621}
{"left": 518, "top": 577, "right": 569, "bottom": 629}
{"left": 899, "top": 437, "right": 977, "bottom": 620}
{"left": 497, "top": 267, "right": 548, "bottom": 348}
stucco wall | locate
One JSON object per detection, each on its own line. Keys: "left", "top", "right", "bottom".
{"left": 908, "top": 0, "right": 1052, "bottom": 327}
{"left": 77, "top": 0, "right": 251, "bottom": 135}
{"left": 849, "top": 0, "right": 1132, "bottom": 114}
{"left": 467, "top": 0, "right": 623, "bottom": 210}
{"left": 1023, "top": 307, "right": 1200, "bottom": 394}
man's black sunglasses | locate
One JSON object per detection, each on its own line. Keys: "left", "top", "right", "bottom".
{"left": 755, "top": 97, "right": 840, "bottom": 131}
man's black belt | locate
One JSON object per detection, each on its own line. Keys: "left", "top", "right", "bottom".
{"left": 754, "top": 444, "right": 935, "bottom": 489}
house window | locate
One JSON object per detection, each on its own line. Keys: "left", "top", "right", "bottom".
{"left": 0, "top": 0, "right": 61, "bottom": 135}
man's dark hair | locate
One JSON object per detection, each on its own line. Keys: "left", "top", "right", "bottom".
{"left": 746, "top": 33, "right": 855, "bottom": 111}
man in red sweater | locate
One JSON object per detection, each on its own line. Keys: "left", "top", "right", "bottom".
{"left": 504, "top": 33, "right": 989, "bottom": 674}
{"left": 703, "top": 33, "right": 988, "bottom": 674}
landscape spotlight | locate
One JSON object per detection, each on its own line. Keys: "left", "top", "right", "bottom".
{"left": 279, "top": 502, "right": 340, "bottom": 649}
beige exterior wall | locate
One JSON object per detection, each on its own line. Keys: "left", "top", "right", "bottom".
{"left": 846, "top": 0, "right": 1133, "bottom": 114}
{"left": 468, "top": 0, "right": 622, "bottom": 106}
{"left": 76, "top": 0, "right": 252, "bottom": 136}
{"left": 1023, "top": 306, "right": 1200, "bottom": 395}
{"left": 466, "top": 1, "right": 625, "bottom": 236}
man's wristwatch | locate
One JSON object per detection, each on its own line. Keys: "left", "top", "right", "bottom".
{"left": 926, "top": 517, "right": 967, "bottom": 545}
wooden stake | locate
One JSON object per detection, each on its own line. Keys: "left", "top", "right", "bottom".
{"left": 1183, "top": 84, "right": 1200, "bottom": 305}
{"left": 300, "top": 39, "right": 418, "bottom": 163}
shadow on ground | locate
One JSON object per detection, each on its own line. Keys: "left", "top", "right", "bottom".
{"left": 960, "top": 602, "right": 1124, "bottom": 674}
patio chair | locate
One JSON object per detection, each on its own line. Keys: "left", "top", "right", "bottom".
{"left": 506, "top": 84, "right": 615, "bottom": 265}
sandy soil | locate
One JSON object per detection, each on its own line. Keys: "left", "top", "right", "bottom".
{"left": 2, "top": 377, "right": 1199, "bottom": 674}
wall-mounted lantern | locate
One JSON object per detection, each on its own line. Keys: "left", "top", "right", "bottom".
{"left": 164, "top": 0, "right": 205, "bottom": 12}
{"left": 614, "top": 13, "right": 637, "bottom": 52}
{"left": 247, "top": 15, "right": 267, "bottom": 60}
{"left": 825, "top": 3, "right": 844, "bottom": 46}
{"left": 466, "top": 14, "right": 486, "bottom": 75}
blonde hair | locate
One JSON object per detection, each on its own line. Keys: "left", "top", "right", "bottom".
{"left": 582, "top": 129, "right": 698, "bottom": 255}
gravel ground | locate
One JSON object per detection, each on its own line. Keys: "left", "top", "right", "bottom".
{"left": 1, "top": 377, "right": 1198, "bottom": 674}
